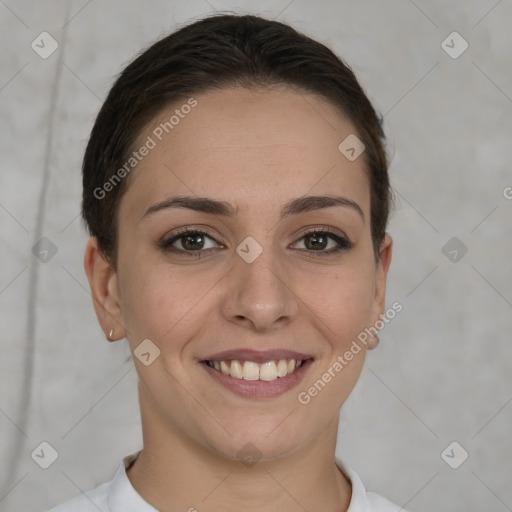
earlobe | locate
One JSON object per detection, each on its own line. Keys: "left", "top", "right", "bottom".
{"left": 84, "top": 237, "right": 126, "bottom": 341}
{"left": 368, "top": 234, "right": 393, "bottom": 350}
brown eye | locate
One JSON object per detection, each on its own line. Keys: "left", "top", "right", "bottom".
{"left": 293, "top": 230, "right": 352, "bottom": 254}
{"left": 180, "top": 232, "right": 206, "bottom": 251}
{"left": 303, "top": 232, "right": 329, "bottom": 250}
{"left": 160, "top": 229, "right": 219, "bottom": 255}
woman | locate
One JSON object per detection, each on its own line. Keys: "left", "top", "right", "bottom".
{"left": 49, "top": 13, "right": 403, "bottom": 511}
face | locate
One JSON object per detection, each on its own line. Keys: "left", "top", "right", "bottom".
{"left": 87, "top": 86, "right": 392, "bottom": 462}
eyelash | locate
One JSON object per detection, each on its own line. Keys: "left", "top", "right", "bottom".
{"left": 159, "top": 226, "right": 353, "bottom": 258}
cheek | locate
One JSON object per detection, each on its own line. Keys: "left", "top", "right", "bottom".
{"left": 119, "top": 272, "right": 179, "bottom": 340}
{"left": 117, "top": 253, "right": 215, "bottom": 353}
{"left": 294, "top": 262, "right": 376, "bottom": 344}
{"left": 294, "top": 265, "right": 375, "bottom": 412}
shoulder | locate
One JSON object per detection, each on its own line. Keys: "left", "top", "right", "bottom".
{"left": 45, "top": 451, "right": 143, "bottom": 512}
{"left": 335, "top": 457, "right": 408, "bottom": 512}
{"left": 366, "top": 491, "right": 407, "bottom": 511}
{"left": 46, "top": 481, "right": 110, "bottom": 512}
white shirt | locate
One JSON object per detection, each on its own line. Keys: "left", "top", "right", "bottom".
{"left": 48, "top": 451, "right": 406, "bottom": 512}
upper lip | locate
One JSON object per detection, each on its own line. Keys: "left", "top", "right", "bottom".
{"left": 202, "top": 349, "right": 314, "bottom": 364}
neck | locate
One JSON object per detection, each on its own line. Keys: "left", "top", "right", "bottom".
{"left": 127, "top": 387, "right": 352, "bottom": 512}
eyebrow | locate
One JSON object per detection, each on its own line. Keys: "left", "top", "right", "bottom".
{"left": 141, "top": 194, "right": 364, "bottom": 222}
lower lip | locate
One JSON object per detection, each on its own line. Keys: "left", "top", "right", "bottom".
{"left": 200, "top": 359, "right": 314, "bottom": 398}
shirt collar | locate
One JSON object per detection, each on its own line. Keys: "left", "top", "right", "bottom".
{"left": 109, "top": 450, "right": 369, "bottom": 511}
{"left": 108, "top": 451, "right": 158, "bottom": 512}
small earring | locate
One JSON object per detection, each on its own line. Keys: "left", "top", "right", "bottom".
{"left": 108, "top": 329, "right": 114, "bottom": 341}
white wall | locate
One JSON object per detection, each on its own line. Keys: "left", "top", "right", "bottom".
{"left": 1, "top": 1, "right": 511, "bottom": 511}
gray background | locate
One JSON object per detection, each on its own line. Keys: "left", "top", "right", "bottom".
{"left": 1, "top": 1, "right": 511, "bottom": 511}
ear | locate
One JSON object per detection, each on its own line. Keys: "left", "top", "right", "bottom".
{"left": 83, "top": 237, "right": 126, "bottom": 341}
{"left": 367, "top": 234, "right": 393, "bottom": 349}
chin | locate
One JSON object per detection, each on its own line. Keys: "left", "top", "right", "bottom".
{"left": 201, "top": 417, "right": 308, "bottom": 464}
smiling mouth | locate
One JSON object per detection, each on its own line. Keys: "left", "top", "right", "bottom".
{"left": 202, "top": 358, "right": 311, "bottom": 381}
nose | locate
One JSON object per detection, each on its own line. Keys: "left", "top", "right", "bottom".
{"left": 220, "top": 243, "right": 300, "bottom": 333}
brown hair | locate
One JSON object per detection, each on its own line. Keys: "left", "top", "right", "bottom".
{"left": 82, "top": 13, "right": 391, "bottom": 266}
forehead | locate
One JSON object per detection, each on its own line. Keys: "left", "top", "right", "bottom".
{"left": 121, "top": 86, "right": 370, "bottom": 217}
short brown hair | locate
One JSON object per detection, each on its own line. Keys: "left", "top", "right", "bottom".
{"left": 82, "top": 13, "right": 391, "bottom": 266}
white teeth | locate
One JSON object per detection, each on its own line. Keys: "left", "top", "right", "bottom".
{"left": 260, "top": 361, "right": 277, "bottom": 381}
{"left": 230, "top": 360, "right": 243, "bottom": 379}
{"left": 242, "top": 361, "right": 259, "bottom": 380}
{"left": 206, "top": 358, "right": 306, "bottom": 381}
{"left": 276, "top": 359, "right": 288, "bottom": 377}
{"left": 220, "top": 361, "right": 230, "bottom": 375}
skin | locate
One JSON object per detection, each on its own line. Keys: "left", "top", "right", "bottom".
{"left": 85, "top": 86, "right": 392, "bottom": 512}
